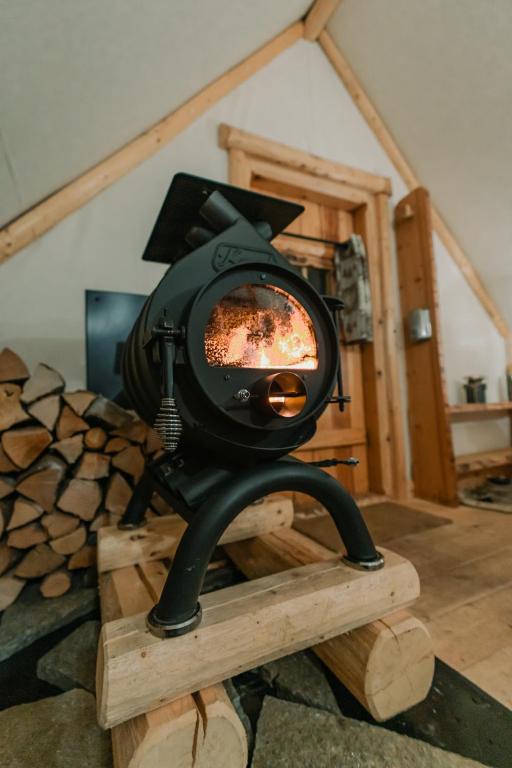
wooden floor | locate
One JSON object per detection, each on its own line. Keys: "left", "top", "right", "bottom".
{"left": 392, "top": 498, "right": 512, "bottom": 710}
{"left": 294, "top": 496, "right": 512, "bottom": 710}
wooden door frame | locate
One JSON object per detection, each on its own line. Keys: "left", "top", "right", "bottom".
{"left": 219, "top": 124, "right": 407, "bottom": 499}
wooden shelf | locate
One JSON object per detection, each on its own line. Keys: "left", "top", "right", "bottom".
{"left": 447, "top": 402, "right": 512, "bottom": 422}
{"left": 455, "top": 448, "right": 512, "bottom": 476}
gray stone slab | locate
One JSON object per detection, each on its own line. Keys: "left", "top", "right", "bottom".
{"left": 0, "top": 688, "right": 111, "bottom": 768}
{"left": 37, "top": 620, "right": 99, "bottom": 692}
{"left": 0, "top": 583, "right": 97, "bottom": 661}
{"left": 252, "top": 696, "right": 486, "bottom": 768}
{"left": 259, "top": 651, "right": 340, "bottom": 715}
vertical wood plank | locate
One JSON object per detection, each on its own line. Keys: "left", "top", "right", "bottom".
{"left": 394, "top": 188, "right": 457, "bottom": 504}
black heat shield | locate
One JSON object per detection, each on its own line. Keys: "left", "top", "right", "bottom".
{"left": 142, "top": 173, "right": 304, "bottom": 265}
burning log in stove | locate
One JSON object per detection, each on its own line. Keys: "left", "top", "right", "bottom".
{"left": 119, "top": 173, "right": 384, "bottom": 638}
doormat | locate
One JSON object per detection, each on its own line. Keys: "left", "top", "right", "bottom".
{"left": 293, "top": 501, "right": 451, "bottom": 552}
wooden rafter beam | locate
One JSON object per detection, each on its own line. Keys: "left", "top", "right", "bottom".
{"left": 319, "top": 30, "right": 509, "bottom": 341}
{"left": 0, "top": 21, "right": 304, "bottom": 265}
{"left": 304, "top": 0, "right": 342, "bottom": 41}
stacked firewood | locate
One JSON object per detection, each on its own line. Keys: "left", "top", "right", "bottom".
{"left": 0, "top": 348, "right": 163, "bottom": 609}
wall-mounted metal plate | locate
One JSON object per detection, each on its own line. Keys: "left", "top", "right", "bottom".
{"left": 85, "top": 289, "right": 147, "bottom": 400}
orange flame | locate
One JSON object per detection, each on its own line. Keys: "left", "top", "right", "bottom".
{"left": 204, "top": 284, "right": 318, "bottom": 370}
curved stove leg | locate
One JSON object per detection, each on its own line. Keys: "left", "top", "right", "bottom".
{"left": 118, "top": 470, "right": 154, "bottom": 530}
{"left": 147, "top": 458, "right": 383, "bottom": 638}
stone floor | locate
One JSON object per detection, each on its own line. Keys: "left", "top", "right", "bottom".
{"left": 0, "top": 566, "right": 511, "bottom": 768}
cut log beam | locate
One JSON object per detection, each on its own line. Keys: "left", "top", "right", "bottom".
{"left": 225, "top": 528, "right": 434, "bottom": 720}
{"left": 97, "top": 548, "right": 419, "bottom": 728}
{"left": 97, "top": 496, "right": 294, "bottom": 573}
{"left": 100, "top": 560, "right": 247, "bottom": 768}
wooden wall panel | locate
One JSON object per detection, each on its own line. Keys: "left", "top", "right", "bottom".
{"left": 394, "top": 188, "right": 457, "bottom": 505}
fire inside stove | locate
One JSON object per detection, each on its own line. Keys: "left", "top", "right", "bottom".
{"left": 204, "top": 284, "right": 318, "bottom": 370}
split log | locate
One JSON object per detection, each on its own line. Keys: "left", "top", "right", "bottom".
{"left": 104, "top": 437, "right": 130, "bottom": 454}
{"left": 100, "top": 561, "right": 247, "bottom": 768}
{"left": 63, "top": 390, "right": 97, "bottom": 416}
{"left": 7, "top": 522, "right": 48, "bottom": 549}
{"left": 7, "top": 498, "right": 44, "bottom": 530}
{"left": 41, "top": 511, "right": 80, "bottom": 539}
{"left": 0, "top": 347, "right": 30, "bottom": 381}
{"left": 112, "top": 446, "right": 144, "bottom": 482}
{"left": 15, "top": 543, "right": 65, "bottom": 578}
{"left": 0, "top": 571, "right": 26, "bottom": 610}
{"left": 105, "top": 473, "right": 132, "bottom": 517}
{"left": 84, "top": 427, "right": 107, "bottom": 450}
{"left": 85, "top": 395, "right": 134, "bottom": 430}
{"left": 40, "top": 569, "right": 71, "bottom": 598}
{"left": 0, "top": 542, "right": 22, "bottom": 576}
{"left": 50, "top": 525, "right": 87, "bottom": 555}
{"left": 1, "top": 426, "right": 52, "bottom": 469}
{"left": 98, "top": 496, "right": 294, "bottom": 573}
{"left": 90, "top": 512, "right": 110, "bottom": 532}
{"left": 68, "top": 544, "right": 96, "bottom": 570}
{"left": 16, "top": 455, "right": 66, "bottom": 511}
{"left": 55, "top": 405, "right": 89, "bottom": 440}
{"left": 225, "top": 528, "right": 434, "bottom": 721}
{"left": 0, "top": 445, "right": 17, "bottom": 473}
{"left": 0, "top": 476, "right": 16, "bottom": 499}
{"left": 145, "top": 428, "right": 162, "bottom": 456}
{"left": 28, "top": 394, "right": 61, "bottom": 431}
{"left": 97, "top": 548, "right": 419, "bottom": 728}
{"left": 0, "top": 348, "right": 29, "bottom": 383}
{"left": 0, "top": 385, "right": 29, "bottom": 431}
{"left": 113, "top": 420, "right": 148, "bottom": 444}
{"left": 58, "top": 478, "right": 102, "bottom": 521}
{"left": 75, "top": 452, "right": 110, "bottom": 480}
{"left": 0, "top": 501, "right": 6, "bottom": 538}
{"left": 52, "top": 433, "right": 84, "bottom": 464}
{"left": 21, "top": 363, "right": 65, "bottom": 404}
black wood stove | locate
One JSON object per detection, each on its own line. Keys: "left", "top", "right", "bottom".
{"left": 120, "top": 173, "right": 383, "bottom": 638}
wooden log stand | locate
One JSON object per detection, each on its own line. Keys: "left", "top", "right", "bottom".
{"left": 96, "top": 496, "right": 434, "bottom": 766}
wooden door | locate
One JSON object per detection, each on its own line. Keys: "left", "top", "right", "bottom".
{"left": 251, "top": 177, "right": 369, "bottom": 497}
{"left": 394, "top": 188, "right": 457, "bottom": 504}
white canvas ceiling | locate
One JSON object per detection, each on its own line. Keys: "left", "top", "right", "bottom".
{"left": 328, "top": 0, "right": 512, "bottom": 328}
{"left": 0, "top": 0, "right": 309, "bottom": 225}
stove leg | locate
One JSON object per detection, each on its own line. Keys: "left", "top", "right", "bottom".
{"left": 118, "top": 470, "right": 154, "bottom": 530}
{"left": 147, "top": 458, "right": 383, "bottom": 638}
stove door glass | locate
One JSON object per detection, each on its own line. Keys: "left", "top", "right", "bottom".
{"left": 204, "top": 283, "right": 318, "bottom": 370}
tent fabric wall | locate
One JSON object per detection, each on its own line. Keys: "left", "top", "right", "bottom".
{"left": 0, "top": 39, "right": 506, "bottom": 458}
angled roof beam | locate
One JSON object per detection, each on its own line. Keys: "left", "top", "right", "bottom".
{"left": 0, "top": 21, "right": 303, "bottom": 265}
{"left": 318, "top": 30, "right": 509, "bottom": 341}
{"left": 304, "top": 0, "right": 342, "bottom": 41}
